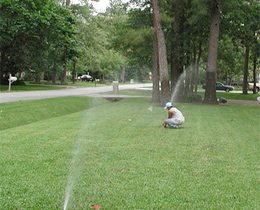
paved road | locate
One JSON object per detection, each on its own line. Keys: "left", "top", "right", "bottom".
{"left": 0, "top": 83, "right": 152, "bottom": 103}
{"left": 1, "top": 84, "right": 259, "bottom": 106}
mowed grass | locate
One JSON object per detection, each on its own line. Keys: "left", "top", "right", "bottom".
{"left": 105, "top": 89, "right": 260, "bottom": 101}
{"left": 0, "top": 97, "right": 259, "bottom": 209}
{"left": 0, "top": 84, "right": 65, "bottom": 92}
{"left": 0, "top": 97, "right": 100, "bottom": 130}
{"left": 0, "top": 81, "right": 108, "bottom": 92}
{"left": 211, "top": 92, "right": 260, "bottom": 101}
{"left": 104, "top": 89, "right": 152, "bottom": 96}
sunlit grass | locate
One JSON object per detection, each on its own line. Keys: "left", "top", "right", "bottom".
{"left": 105, "top": 89, "right": 260, "bottom": 101}
{"left": 0, "top": 81, "right": 108, "bottom": 92}
{"left": 0, "top": 97, "right": 259, "bottom": 209}
{"left": 196, "top": 91, "right": 260, "bottom": 101}
{"left": 66, "top": 81, "right": 107, "bottom": 87}
{"left": 0, "top": 84, "right": 65, "bottom": 92}
{"left": 0, "top": 97, "right": 105, "bottom": 131}
{"left": 104, "top": 89, "right": 152, "bottom": 96}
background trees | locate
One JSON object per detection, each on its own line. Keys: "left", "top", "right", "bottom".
{"left": 151, "top": 0, "right": 170, "bottom": 104}
{"left": 0, "top": 0, "right": 76, "bottom": 83}
{"left": 1, "top": 0, "right": 259, "bottom": 103}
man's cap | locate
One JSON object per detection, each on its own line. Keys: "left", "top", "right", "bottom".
{"left": 164, "top": 102, "right": 173, "bottom": 109}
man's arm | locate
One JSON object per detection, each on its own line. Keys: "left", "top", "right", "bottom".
{"left": 168, "top": 109, "right": 175, "bottom": 118}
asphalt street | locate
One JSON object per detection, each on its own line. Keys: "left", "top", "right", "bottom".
{"left": 0, "top": 83, "right": 152, "bottom": 103}
{"left": 1, "top": 84, "right": 259, "bottom": 106}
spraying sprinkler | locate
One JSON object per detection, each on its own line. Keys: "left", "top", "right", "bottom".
{"left": 144, "top": 106, "right": 153, "bottom": 124}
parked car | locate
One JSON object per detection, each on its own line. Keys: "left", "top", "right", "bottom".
{"left": 78, "top": 75, "right": 95, "bottom": 82}
{"left": 216, "top": 82, "right": 234, "bottom": 92}
{"left": 203, "top": 82, "right": 234, "bottom": 92}
{"left": 248, "top": 82, "right": 260, "bottom": 93}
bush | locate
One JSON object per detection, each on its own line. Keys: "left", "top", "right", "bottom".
{"left": 66, "top": 75, "right": 72, "bottom": 81}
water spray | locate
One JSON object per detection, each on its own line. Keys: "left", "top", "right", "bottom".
{"left": 62, "top": 101, "right": 96, "bottom": 210}
{"left": 170, "top": 72, "right": 185, "bottom": 104}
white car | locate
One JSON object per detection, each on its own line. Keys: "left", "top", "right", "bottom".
{"left": 248, "top": 82, "right": 260, "bottom": 93}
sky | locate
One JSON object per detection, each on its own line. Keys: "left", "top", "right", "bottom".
{"left": 70, "top": 0, "right": 114, "bottom": 12}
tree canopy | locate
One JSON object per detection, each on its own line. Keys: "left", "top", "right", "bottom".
{"left": 0, "top": 0, "right": 259, "bottom": 103}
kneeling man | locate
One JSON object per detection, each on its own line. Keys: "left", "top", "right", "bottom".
{"left": 163, "top": 102, "right": 185, "bottom": 129}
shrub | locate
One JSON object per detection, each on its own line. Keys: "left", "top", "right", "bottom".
{"left": 66, "top": 75, "right": 72, "bottom": 81}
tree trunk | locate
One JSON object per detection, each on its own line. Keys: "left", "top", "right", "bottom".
{"left": 35, "top": 71, "right": 41, "bottom": 84}
{"left": 121, "top": 66, "right": 125, "bottom": 83}
{"left": 184, "top": 46, "right": 193, "bottom": 95}
{"left": 194, "top": 41, "right": 202, "bottom": 94}
{"left": 72, "top": 60, "right": 76, "bottom": 84}
{"left": 243, "top": 44, "right": 249, "bottom": 94}
{"left": 152, "top": 39, "right": 160, "bottom": 103}
{"left": 0, "top": 52, "right": 5, "bottom": 84}
{"left": 190, "top": 42, "right": 197, "bottom": 93}
{"left": 252, "top": 51, "right": 257, "bottom": 94}
{"left": 52, "top": 65, "right": 57, "bottom": 85}
{"left": 204, "top": 0, "right": 220, "bottom": 104}
{"left": 61, "top": 64, "right": 67, "bottom": 84}
{"left": 151, "top": 0, "right": 170, "bottom": 105}
{"left": 63, "top": 0, "right": 70, "bottom": 7}
{"left": 184, "top": 66, "right": 191, "bottom": 95}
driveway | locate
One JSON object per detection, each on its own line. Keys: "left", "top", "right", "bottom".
{"left": 0, "top": 83, "right": 152, "bottom": 103}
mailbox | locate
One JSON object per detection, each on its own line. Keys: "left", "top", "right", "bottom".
{"left": 9, "top": 76, "right": 17, "bottom": 82}
{"left": 8, "top": 74, "right": 18, "bottom": 91}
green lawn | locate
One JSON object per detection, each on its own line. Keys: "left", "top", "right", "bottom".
{"left": 0, "top": 84, "right": 65, "bottom": 92}
{"left": 0, "top": 97, "right": 259, "bottom": 209}
{"left": 25, "top": 80, "right": 107, "bottom": 87}
{"left": 210, "top": 92, "right": 260, "bottom": 101}
{"left": 104, "top": 89, "right": 153, "bottom": 96}
{"left": 115, "top": 89, "right": 260, "bottom": 101}
{"left": 0, "top": 81, "right": 108, "bottom": 92}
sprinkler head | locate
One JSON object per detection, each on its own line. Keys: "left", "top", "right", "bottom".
{"left": 148, "top": 106, "right": 153, "bottom": 112}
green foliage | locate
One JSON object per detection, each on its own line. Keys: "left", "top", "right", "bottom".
{"left": 70, "top": 4, "right": 106, "bottom": 75}
{"left": 0, "top": 0, "right": 77, "bottom": 81}
{"left": 112, "top": 6, "right": 154, "bottom": 81}
{"left": 99, "top": 49, "right": 125, "bottom": 79}
{"left": 65, "top": 75, "right": 72, "bottom": 81}
{"left": 1, "top": 0, "right": 260, "bottom": 94}
{"left": 217, "top": 37, "right": 244, "bottom": 82}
